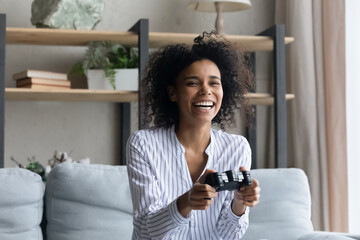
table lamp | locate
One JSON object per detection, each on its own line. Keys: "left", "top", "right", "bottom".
{"left": 188, "top": 0, "right": 251, "bottom": 34}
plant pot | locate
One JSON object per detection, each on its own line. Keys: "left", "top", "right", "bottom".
{"left": 86, "top": 69, "right": 138, "bottom": 91}
{"left": 113, "top": 69, "right": 138, "bottom": 91}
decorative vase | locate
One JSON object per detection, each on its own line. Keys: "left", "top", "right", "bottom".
{"left": 86, "top": 69, "right": 138, "bottom": 91}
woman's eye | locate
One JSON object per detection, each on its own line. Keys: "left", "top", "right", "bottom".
{"left": 210, "top": 81, "right": 221, "bottom": 86}
{"left": 186, "top": 81, "right": 198, "bottom": 86}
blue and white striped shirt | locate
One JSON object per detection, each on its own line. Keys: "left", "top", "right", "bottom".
{"left": 126, "top": 126, "right": 251, "bottom": 240}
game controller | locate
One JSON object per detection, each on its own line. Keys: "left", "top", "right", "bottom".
{"left": 203, "top": 170, "right": 252, "bottom": 192}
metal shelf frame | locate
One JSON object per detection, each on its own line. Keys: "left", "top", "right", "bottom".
{"left": 247, "top": 24, "right": 287, "bottom": 169}
{"left": 0, "top": 14, "right": 5, "bottom": 168}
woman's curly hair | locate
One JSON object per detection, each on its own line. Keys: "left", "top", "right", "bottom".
{"left": 142, "top": 31, "right": 253, "bottom": 129}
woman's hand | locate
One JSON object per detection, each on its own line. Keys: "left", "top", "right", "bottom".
{"left": 177, "top": 169, "right": 218, "bottom": 217}
{"left": 232, "top": 166, "right": 260, "bottom": 216}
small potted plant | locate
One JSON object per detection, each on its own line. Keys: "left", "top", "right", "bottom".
{"left": 11, "top": 156, "right": 46, "bottom": 181}
{"left": 70, "top": 41, "right": 139, "bottom": 90}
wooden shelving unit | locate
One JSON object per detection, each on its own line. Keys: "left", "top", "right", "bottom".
{"left": 0, "top": 18, "right": 294, "bottom": 167}
{"left": 5, "top": 28, "right": 294, "bottom": 106}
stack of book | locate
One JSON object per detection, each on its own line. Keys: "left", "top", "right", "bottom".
{"left": 13, "top": 70, "right": 71, "bottom": 90}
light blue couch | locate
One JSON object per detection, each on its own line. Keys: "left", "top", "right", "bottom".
{"left": 0, "top": 163, "right": 358, "bottom": 240}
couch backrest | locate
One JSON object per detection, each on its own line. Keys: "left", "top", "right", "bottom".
{"left": 0, "top": 168, "right": 44, "bottom": 240}
{"left": 242, "top": 168, "right": 314, "bottom": 240}
{"left": 1, "top": 165, "right": 315, "bottom": 240}
{"left": 45, "top": 162, "right": 133, "bottom": 240}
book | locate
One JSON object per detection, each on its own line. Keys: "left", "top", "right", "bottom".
{"left": 16, "top": 78, "right": 71, "bottom": 88}
{"left": 13, "top": 70, "right": 68, "bottom": 81}
{"left": 17, "top": 84, "right": 70, "bottom": 90}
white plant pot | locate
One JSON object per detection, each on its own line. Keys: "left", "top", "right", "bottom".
{"left": 86, "top": 69, "right": 138, "bottom": 91}
{"left": 114, "top": 69, "right": 139, "bottom": 91}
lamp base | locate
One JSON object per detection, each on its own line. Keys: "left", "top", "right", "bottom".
{"left": 215, "top": 2, "right": 224, "bottom": 34}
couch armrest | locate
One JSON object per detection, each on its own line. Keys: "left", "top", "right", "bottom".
{"left": 0, "top": 168, "right": 44, "bottom": 240}
{"left": 299, "top": 231, "right": 360, "bottom": 240}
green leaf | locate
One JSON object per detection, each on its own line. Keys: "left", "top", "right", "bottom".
{"left": 70, "top": 41, "right": 139, "bottom": 87}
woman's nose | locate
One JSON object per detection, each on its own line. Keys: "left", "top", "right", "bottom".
{"left": 199, "top": 85, "right": 211, "bottom": 95}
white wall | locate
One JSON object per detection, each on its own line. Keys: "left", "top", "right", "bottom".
{"left": 345, "top": 0, "right": 360, "bottom": 234}
{"left": 0, "top": 0, "right": 275, "bottom": 167}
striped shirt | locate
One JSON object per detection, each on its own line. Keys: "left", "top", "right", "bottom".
{"left": 126, "top": 125, "right": 251, "bottom": 240}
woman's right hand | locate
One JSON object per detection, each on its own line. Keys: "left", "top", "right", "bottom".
{"left": 177, "top": 169, "right": 218, "bottom": 217}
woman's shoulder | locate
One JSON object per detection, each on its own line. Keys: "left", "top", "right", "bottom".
{"left": 128, "top": 127, "right": 173, "bottom": 145}
{"left": 131, "top": 126, "right": 170, "bottom": 136}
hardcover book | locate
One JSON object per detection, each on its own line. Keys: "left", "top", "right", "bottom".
{"left": 17, "top": 84, "right": 70, "bottom": 90}
{"left": 13, "top": 70, "right": 68, "bottom": 81}
{"left": 16, "top": 78, "right": 71, "bottom": 88}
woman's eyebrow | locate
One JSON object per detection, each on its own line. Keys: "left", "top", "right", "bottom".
{"left": 209, "top": 75, "right": 221, "bottom": 80}
{"left": 183, "top": 76, "right": 199, "bottom": 81}
{"left": 183, "top": 75, "right": 220, "bottom": 80}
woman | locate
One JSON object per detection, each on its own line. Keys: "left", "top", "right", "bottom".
{"left": 126, "top": 31, "right": 260, "bottom": 239}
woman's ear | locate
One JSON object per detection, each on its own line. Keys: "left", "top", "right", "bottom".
{"left": 167, "top": 86, "right": 177, "bottom": 102}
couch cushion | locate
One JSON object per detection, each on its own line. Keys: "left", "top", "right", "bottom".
{"left": 242, "top": 168, "right": 313, "bottom": 240}
{"left": 0, "top": 168, "right": 44, "bottom": 240}
{"left": 45, "top": 163, "right": 133, "bottom": 240}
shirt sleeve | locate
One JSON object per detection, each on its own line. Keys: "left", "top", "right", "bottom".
{"left": 126, "top": 132, "right": 190, "bottom": 239}
{"left": 214, "top": 136, "right": 252, "bottom": 239}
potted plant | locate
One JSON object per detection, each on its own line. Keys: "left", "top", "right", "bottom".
{"left": 70, "top": 41, "right": 139, "bottom": 90}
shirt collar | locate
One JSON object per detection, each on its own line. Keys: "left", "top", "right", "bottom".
{"left": 169, "top": 125, "right": 214, "bottom": 156}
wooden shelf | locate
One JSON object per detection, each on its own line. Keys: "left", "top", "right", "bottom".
{"left": 245, "top": 93, "right": 295, "bottom": 105}
{"left": 6, "top": 28, "right": 138, "bottom": 47}
{"left": 5, "top": 88, "right": 294, "bottom": 105}
{"left": 6, "top": 28, "right": 294, "bottom": 51}
{"left": 5, "top": 88, "right": 138, "bottom": 102}
{"left": 149, "top": 32, "right": 294, "bottom": 51}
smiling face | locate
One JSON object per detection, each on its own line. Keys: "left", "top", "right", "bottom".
{"left": 168, "top": 59, "right": 223, "bottom": 128}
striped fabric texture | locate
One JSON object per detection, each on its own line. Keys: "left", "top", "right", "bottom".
{"left": 126, "top": 126, "right": 251, "bottom": 240}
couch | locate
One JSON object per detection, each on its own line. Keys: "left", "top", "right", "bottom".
{"left": 0, "top": 163, "right": 359, "bottom": 240}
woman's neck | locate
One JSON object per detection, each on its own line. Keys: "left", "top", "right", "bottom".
{"left": 175, "top": 122, "right": 211, "bottom": 153}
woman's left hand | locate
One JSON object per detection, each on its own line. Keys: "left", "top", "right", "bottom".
{"left": 232, "top": 166, "right": 260, "bottom": 215}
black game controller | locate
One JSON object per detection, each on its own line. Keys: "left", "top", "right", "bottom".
{"left": 203, "top": 170, "right": 252, "bottom": 192}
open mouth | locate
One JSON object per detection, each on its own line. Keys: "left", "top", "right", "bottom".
{"left": 193, "top": 101, "right": 215, "bottom": 110}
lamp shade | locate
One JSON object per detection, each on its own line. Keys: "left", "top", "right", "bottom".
{"left": 188, "top": 0, "right": 251, "bottom": 12}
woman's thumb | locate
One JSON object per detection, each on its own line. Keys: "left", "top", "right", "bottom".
{"left": 198, "top": 169, "right": 216, "bottom": 183}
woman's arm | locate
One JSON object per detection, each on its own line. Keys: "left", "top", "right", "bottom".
{"left": 214, "top": 188, "right": 250, "bottom": 239}
{"left": 214, "top": 138, "right": 255, "bottom": 239}
{"left": 126, "top": 132, "right": 190, "bottom": 239}
{"left": 233, "top": 166, "right": 260, "bottom": 214}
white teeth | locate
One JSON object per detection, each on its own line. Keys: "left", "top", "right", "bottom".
{"left": 194, "top": 101, "right": 214, "bottom": 107}
{"left": 198, "top": 106, "right": 212, "bottom": 110}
